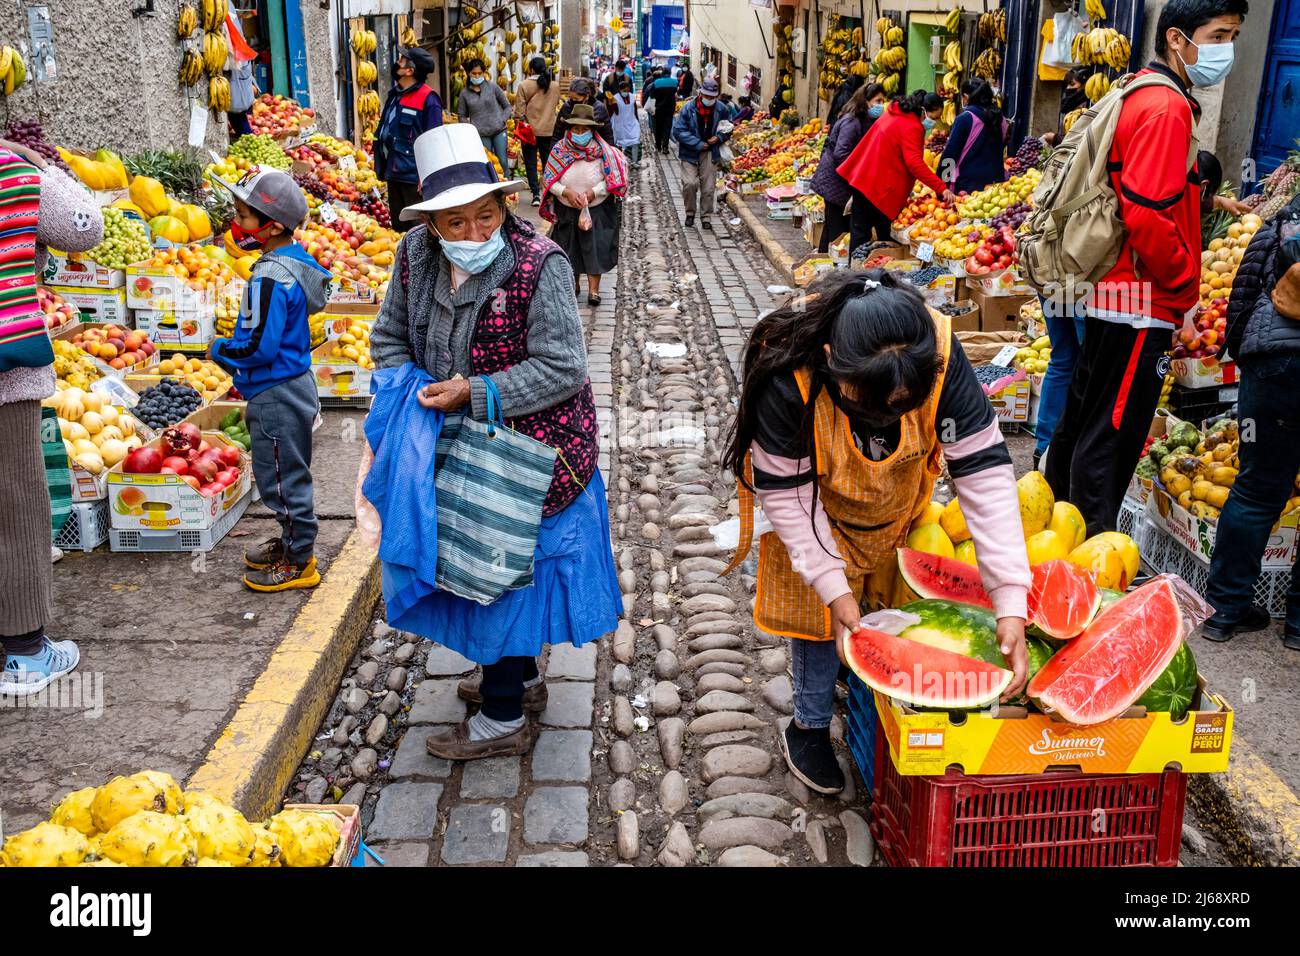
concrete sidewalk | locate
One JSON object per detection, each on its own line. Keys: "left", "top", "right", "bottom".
{"left": 0, "top": 408, "right": 370, "bottom": 832}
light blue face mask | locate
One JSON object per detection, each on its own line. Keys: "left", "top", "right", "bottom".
{"left": 867, "top": 103, "right": 885, "bottom": 118}
{"left": 470, "top": 75, "right": 486, "bottom": 86}
{"left": 1178, "top": 32, "right": 1235, "bottom": 87}
{"left": 701, "top": 96, "right": 717, "bottom": 106}
{"left": 570, "top": 131, "right": 593, "bottom": 146}
{"left": 922, "top": 116, "right": 937, "bottom": 131}
{"left": 438, "top": 224, "right": 505, "bottom": 274}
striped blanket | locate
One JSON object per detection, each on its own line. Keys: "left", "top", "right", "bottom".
{"left": 0, "top": 149, "right": 49, "bottom": 372}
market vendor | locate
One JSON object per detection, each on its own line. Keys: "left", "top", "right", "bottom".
{"left": 938, "top": 78, "right": 1008, "bottom": 194}
{"left": 723, "top": 271, "right": 1031, "bottom": 794}
{"left": 374, "top": 46, "right": 444, "bottom": 232}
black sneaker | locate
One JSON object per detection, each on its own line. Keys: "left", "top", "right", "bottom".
{"left": 685, "top": 214, "right": 695, "bottom": 227}
{"left": 1283, "top": 629, "right": 1300, "bottom": 652}
{"left": 1200, "top": 604, "right": 1270, "bottom": 643}
{"left": 701, "top": 219, "right": 712, "bottom": 230}
{"left": 779, "top": 721, "right": 844, "bottom": 795}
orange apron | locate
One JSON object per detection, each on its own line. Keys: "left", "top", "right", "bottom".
{"left": 727, "top": 311, "right": 952, "bottom": 641}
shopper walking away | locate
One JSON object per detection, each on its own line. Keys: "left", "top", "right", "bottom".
{"left": 542, "top": 105, "right": 629, "bottom": 306}
{"left": 672, "top": 77, "right": 733, "bottom": 229}
{"left": 610, "top": 77, "right": 643, "bottom": 167}
{"left": 838, "top": 91, "right": 952, "bottom": 254}
{"left": 1044, "top": 0, "right": 1248, "bottom": 537}
{"left": 375, "top": 46, "right": 444, "bottom": 232}
{"left": 647, "top": 69, "right": 678, "bottom": 154}
{"left": 368, "top": 124, "right": 619, "bottom": 759}
{"left": 723, "top": 271, "right": 1031, "bottom": 793}
{"left": 939, "top": 78, "right": 1009, "bottom": 194}
{"left": 514, "top": 55, "right": 562, "bottom": 206}
{"left": 0, "top": 140, "right": 102, "bottom": 696}
{"left": 810, "top": 83, "right": 885, "bottom": 254}
{"left": 1201, "top": 196, "right": 1299, "bottom": 646}
{"left": 210, "top": 169, "right": 330, "bottom": 591}
{"left": 456, "top": 58, "right": 512, "bottom": 176}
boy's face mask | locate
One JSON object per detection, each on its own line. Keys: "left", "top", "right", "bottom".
{"left": 229, "top": 221, "right": 277, "bottom": 252}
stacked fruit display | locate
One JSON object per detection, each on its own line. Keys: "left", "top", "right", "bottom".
{"left": 0, "top": 770, "right": 342, "bottom": 867}
{"left": 132, "top": 380, "right": 204, "bottom": 429}
{"left": 1199, "top": 213, "right": 1261, "bottom": 307}
{"left": 297, "top": 220, "right": 391, "bottom": 289}
{"left": 907, "top": 206, "right": 965, "bottom": 243}
{"left": 43, "top": 387, "right": 143, "bottom": 476}
{"left": 137, "top": 244, "right": 248, "bottom": 293}
{"left": 37, "top": 287, "right": 80, "bottom": 330}
{"left": 1171, "top": 301, "right": 1228, "bottom": 361}
{"left": 933, "top": 222, "right": 994, "bottom": 262}
{"left": 68, "top": 325, "right": 158, "bottom": 371}
{"left": 84, "top": 208, "right": 153, "bottom": 270}
{"left": 962, "top": 224, "right": 1017, "bottom": 275}
{"left": 123, "top": 421, "right": 243, "bottom": 497}
{"left": 1149, "top": 418, "right": 1244, "bottom": 520}
{"left": 956, "top": 169, "right": 1040, "bottom": 219}
{"left": 216, "top": 406, "right": 252, "bottom": 451}
{"left": 248, "top": 93, "right": 316, "bottom": 137}
{"left": 52, "top": 339, "right": 101, "bottom": 391}
{"left": 306, "top": 133, "right": 371, "bottom": 169}
{"left": 148, "top": 354, "right": 232, "bottom": 403}
{"left": 228, "top": 133, "right": 293, "bottom": 171}
{"left": 1006, "top": 136, "right": 1048, "bottom": 177}
{"left": 892, "top": 191, "right": 948, "bottom": 231}
{"left": 350, "top": 193, "right": 391, "bottom": 229}
{"left": 309, "top": 311, "right": 329, "bottom": 347}
{"left": 1014, "top": 335, "right": 1052, "bottom": 375}
{"left": 990, "top": 200, "right": 1031, "bottom": 232}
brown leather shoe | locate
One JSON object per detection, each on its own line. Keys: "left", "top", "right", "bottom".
{"left": 456, "top": 673, "right": 549, "bottom": 711}
{"left": 426, "top": 719, "right": 532, "bottom": 761}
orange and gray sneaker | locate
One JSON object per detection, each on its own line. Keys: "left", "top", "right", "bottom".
{"left": 244, "top": 536, "right": 285, "bottom": 570}
{"left": 244, "top": 555, "right": 321, "bottom": 592}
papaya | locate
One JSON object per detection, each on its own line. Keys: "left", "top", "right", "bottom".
{"left": 174, "top": 203, "right": 212, "bottom": 242}
{"left": 148, "top": 215, "right": 191, "bottom": 244}
{"left": 130, "top": 176, "right": 171, "bottom": 218}
{"left": 93, "top": 149, "right": 130, "bottom": 188}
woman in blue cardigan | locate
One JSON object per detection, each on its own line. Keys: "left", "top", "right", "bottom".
{"left": 938, "top": 78, "right": 1008, "bottom": 195}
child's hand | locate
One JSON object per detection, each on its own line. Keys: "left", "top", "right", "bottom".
{"left": 418, "top": 379, "right": 471, "bottom": 411}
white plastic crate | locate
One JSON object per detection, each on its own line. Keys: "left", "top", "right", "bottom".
{"left": 54, "top": 500, "right": 110, "bottom": 552}
{"left": 1139, "top": 519, "right": 1292, "bottom": 619}
{"left": 108, "top": 490, "right": 250, "bottom": 554}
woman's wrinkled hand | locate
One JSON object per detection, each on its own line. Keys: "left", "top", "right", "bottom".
{"left": 996, "top": 617, "right": 1030, "bottom": 702}
{"left": 417, "top": 378, "right": 471, "bottom": 411}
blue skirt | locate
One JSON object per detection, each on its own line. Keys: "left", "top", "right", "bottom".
{"left": 383, "top": 469, "right": 622, "bottom": 665}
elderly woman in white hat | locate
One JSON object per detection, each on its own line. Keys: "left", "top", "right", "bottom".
{"left": 370, "top": 124, "right": 621, "bottom": 760}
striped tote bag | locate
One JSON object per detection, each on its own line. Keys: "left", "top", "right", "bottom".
{"left": 433, "top": 376, "right": 557, "bottom": 605}
{"left": 0, "top": 151, "right": 50, "bottom": 373}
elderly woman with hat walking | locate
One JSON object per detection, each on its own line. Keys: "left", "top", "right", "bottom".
{"left": 368, "top": 124, "right": 621, "bottom": 759}
{"left": 541, "top": 103, "right": 629, "bottom": 307}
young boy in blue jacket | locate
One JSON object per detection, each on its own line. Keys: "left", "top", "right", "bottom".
{"left": 210, "top": 169, "right": 331, "bottom": 591}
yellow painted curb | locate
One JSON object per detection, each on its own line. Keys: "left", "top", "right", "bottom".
{"left": 725, "top": 191, "right": 796, "bottom": 285}
{"left": 1190, "top": 739, "right": 1300, "bottom": 865}
{"left": 186, "top": 528, "right": 381, "bottom": 820}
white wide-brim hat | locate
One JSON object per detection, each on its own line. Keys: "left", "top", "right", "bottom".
{"left": 400, "top": 123, "right": 525, "bottom": 221}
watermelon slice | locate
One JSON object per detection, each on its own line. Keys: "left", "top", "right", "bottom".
{"left": 1027, "top": 578, "right": 1184, "bottom": 725}
{"left": 1136, "top": 642, "right": 1198, "bottom": 721}
{"left": 1026, "top": 560, "right": 1102, "bottom": 639}
{"left": 898, "top": 548, "right": 991, "bottom": 609}
{"left": 844, "top": 626, "right": 1011, "bottom": 709}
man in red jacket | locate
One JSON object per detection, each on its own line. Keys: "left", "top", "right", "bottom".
{"left": 1044, "top": 0, "right": 1248, "bottom": 537}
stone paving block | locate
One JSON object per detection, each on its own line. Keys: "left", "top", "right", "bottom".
{"left": 389, "top": 728, "right": 452, "bottom": 779}
{"left": 407, "top": 679, "right": 466, "bottom": 725}
{"left": 531, "top": 730, "right": 593, "bottom": 782}
{"left": 460, "top": 756, "right": 522, "bottom": 799}
{"left": 424, "top": 644, "right": 476, "bottom": 677}
{"left": 516, "top": 851, "right": 590, "bottom": 867}
{"left": 546, "top": 642, "right": 598, "bottom": 680}
{"left": 523, "top": 786, "right": 590, "bottom": 845}
{"left": 365, "top": 842, "right": 431, "bottom": 868}
{"left": 540, "top": 681, "right": 595, "bottom": 728}
{"left": 368, "top": 782, "right": 442, "bottom": 841}
{"left": 441, "top": 804, "right": 511, "bottom": 865}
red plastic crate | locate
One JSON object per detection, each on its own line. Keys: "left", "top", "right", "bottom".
{"left": 870, "top": 724, "right": 1187, "bottom": 867}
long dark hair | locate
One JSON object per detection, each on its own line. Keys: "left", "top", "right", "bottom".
{"left": 896, "top": 89, "right": 942, "bottom": 117}
{"left": 841, "top": 82, "right": 885, "bottom": 123}
{"left": 725, "top": 270, "right": 943, "bottom": 505}
{"left": 529, "top": 55, "right": 551, "bottom": 92}
{"left": 961, "top": 77, "right": 1004, "bottom": 133}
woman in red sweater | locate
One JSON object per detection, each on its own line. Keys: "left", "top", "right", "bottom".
{"left": 838, "top": 91, "right": 953, "bottom": 254}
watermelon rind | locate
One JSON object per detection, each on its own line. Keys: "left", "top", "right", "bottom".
{"left": 1136, "top": 642, "right": 1198, "bottom": 721}
{"left": 899, "top": 599, "right": 1002, "bottom": 663}
{"left": 845, "top": 626, "right": 1011, "bottom": 709}
{"left": 897, "top": 548, "right": 992, "bottom": 609}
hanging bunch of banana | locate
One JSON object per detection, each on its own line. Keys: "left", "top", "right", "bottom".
{"left": 940, "top": 39, "right": 963, "bottom": 95}
{"left": 977, "top": 9, "right": 1007, "bottom": 42}
{"left": 1085, "top": 71, "right": 1112, "bottom": 102}
{"left": 202, "top": 29, "right": 228, "bottom": 76}
{"left": 972, "top": 47, "right": 1002, "bottom": 79}
{"left": 179, "top": 49, "right": 203, "bottom": 88}
{"left": 209, "top": 74, "right": 231, "bottom": 113}
{"left": 351, "top": 29, "right": 377, "bottom": 58}
{"left": 945, "top": 5, "right": 962, "bottom": 35}
{"left": 358, "top": 90, "right": 381, "bottom": 130}
{"left": 200, "top": 0, "right": 228, "bottom": 33}
{"left": 1073, "top": 26, "right": 1130, "bottom": 67}
{"left": 941, "top": 99, "right": 958, "bottom": 126}
{"left": 872, "top": 18, "right": 907, "bottom": 96}
{"left": 0, "top": 46, "right": 26, "bottom": 97}
{"left": 1085, "top": 0, "right": 1109, "bottom": 22}
{"left": 401, "top": 25, "right": 418, "bottom": 48}
{"left": 1062, "top": 107, "right": 1087, "bottom": 135}
{"left": 818, "top": 18, "right": 863, "bottom": 103}
{"left": 178, "top": 4, "right": 198, "bottom": 39}
{"left": 357, "top": 60, "right": 378, "bottom": 87}
{"left": 875, "top": 16, "right": 894, "bottom": 37}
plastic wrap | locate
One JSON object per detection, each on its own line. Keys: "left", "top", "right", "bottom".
{"left": 354, "top": 442, "right": 381, "bottom": 552}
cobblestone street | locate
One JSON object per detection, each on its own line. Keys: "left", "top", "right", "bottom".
{"left": 286, "top": 141, "right": 878, "bottom": 867}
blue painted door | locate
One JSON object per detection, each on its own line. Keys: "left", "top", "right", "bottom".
{"left": 1253, "top": 0, "right": 1300, "bottom": 176}
{"left": 283, "top": 0, "right": 311, "bottom": 107}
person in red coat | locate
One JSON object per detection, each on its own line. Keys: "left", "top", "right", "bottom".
{"left": 838, "top": 91, "right": 952, "bottom": 254}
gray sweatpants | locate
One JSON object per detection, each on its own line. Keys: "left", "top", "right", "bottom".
{"left": 246, "top": 370, "right": 319, "bottom": 562}
{"left": 681, "top": 152, "right": 717, "bottom": 216}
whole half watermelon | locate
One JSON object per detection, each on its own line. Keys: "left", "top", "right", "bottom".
{"left": 844, "top": 625, "right": 1011, "bottom": 710}
{"left": 1136, "top": 642, "right": 1198, "bottom": 720}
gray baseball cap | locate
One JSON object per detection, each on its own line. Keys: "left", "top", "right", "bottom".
{"left": 212, "top": 167, "right": 309, "bottom": 229}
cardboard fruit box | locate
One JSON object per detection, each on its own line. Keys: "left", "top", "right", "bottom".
{"left": 54, "top": 322, "right": 155, "bottom": 376}
{"left": 125, "top": 256, "right": 245, "bottom": 314}
{"left": 1170, "top": 356, "right": 1237, "bottom": 390}
{"left": 132, "top": 309, "right": 216, "bottom": 350}
{"left": 989, "top": 377, "right": 1031, "bottom": 424}
{"left": 327, "top": 270, "right": 379, "bottom": 306}
{"left": 1147, "top": 484, "right": 1299, "bottom": 567}
{"left": 311, "top": 340, "right": 372, "bottom": 399}
{"left": 106, "top": 429, "right": 251, "bottom": 533}
{"left": 49, "top": 286, "right": 130, "bottom": 326}
{"left": 873, "top": 677, "right": 1233, "bottom": 776}
{"left": 42, "top": 251, "right": 125, "bottom": 290}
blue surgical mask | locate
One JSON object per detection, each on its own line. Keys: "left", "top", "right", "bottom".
{"left": 570, "top": 131, "right": 593, "bottom": 146}
{"left": 437, "top": 225, "right": 505, "bottom": 275}
{"left": 470, "top": 75, "right": 486, "bottom": 86}
{"left": 867, "top": 104, "right": 884, "bottom": 119}
{"left": 701, "top": 96, "right": 717, "bottom": 106}
{"left": 1178, "top": 32, "right": 1235, "bottom": 87}
{"left": 922, "top": 117, "right": 937, "bottom": 131}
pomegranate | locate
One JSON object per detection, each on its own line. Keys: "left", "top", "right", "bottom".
{"left": 123, "top": 447, "right": 164, "bottom": 474}
{"left": 161, "top": 456, "right": 189, "bottom": 475}
{"left": 217, "top": 446, "right": 241, "bottom": 468}
{"left": 176, "top": 422, "right": 203, "bottom": 450}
